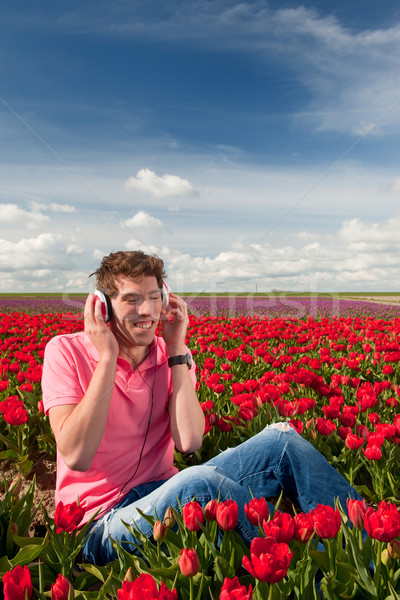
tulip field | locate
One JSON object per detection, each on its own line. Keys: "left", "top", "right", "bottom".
{"left": 2, "top": 295, "right": 400, "bottom": 598}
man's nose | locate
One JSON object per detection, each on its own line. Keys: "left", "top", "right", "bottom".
{"left": 137, "top": 297, "right": 151, "bottom": 314}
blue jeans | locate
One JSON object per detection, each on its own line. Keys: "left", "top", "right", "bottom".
{"left": 82, "top": 423, "right": 362, "bottom": 565}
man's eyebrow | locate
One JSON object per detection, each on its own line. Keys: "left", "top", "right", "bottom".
{"left": 120, "top": 289, "right": 161, "bottom": 299}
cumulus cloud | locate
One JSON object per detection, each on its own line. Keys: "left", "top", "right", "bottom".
{"left": 122, "top": 210, "right": 171, "bottom": 236}
{"left": 49, "top": 202, "right": 76, "bottom": 213}
{"left": 0, "top": 233, "right": 65, "bottom": 270}
{"left": 0, "top": 233, "right": 88, "bottom": 291}
{"left": 387, "top": 178, "right": 400, "bottom": 192}
{"left": 0, "top": 203, "right": 50, "bottom": 229}
{"left": 124, "top": 168, "right": 196, "bottom": 198}
{"left": 1, "top": 214, "right": 400, "bottom": 293}
{"left": 159, "top": 216, "right": 400, "bottom": 293}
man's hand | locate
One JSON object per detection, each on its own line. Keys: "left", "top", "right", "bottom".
{"left": 160, "top": 293, "right": 189, "bottom": 355}
{"left": 84, "top": 293, "right": 119, "bottom": 361}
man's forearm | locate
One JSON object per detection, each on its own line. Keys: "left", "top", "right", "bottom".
{"left": 168, "top": 365, "right": 205, "bottom": 454}
{"left": 49, "top": 357, "right": 117, "bottom": 471}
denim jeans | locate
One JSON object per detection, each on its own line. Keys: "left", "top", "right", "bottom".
{"left": 82, "top": 423, "right": 362, "bottom": 565}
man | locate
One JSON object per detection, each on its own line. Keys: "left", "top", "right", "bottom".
{"left": 42, "top": 250, "right": 362, "bottom": 565}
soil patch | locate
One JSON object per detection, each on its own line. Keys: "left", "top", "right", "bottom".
{"left": 1, "top": 454, "right": 56, "bottom": 535}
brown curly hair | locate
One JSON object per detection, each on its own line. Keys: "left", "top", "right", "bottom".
{"left": 90, "top": 250, "right": 166, "bottom": 297}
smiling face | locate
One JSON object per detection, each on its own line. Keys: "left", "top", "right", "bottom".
{"left": 109, "top": 275, "right": 163, "bottom": 356}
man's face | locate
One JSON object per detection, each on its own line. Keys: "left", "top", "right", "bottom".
{"left": 109, "top": 275, "right": 163, "bottom": 348}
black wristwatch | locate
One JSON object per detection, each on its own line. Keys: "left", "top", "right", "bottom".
{"left": 168, "top": 353, "right": 192, "bottom": 369}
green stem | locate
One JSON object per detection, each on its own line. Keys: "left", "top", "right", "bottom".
{"left": 189, "top": 576, "right": 194, "bottom": 600}
{"left": 62, "top": 532, "right": 68, "bottom": 576}
{"left": 268, "top": 583, "right": 274, "bottom": 600}
{"left": 349, "top": 452, "right": 354, "bottom": 487}
{"left": 373, "top": 460, "right": 384, "bottom": 501}
{"left": 16, "top": 426, "right": 21, "bottom": 454}
{"left": 358, "top": 529, "right": 363, "bottom": 553}
{"left": 328, "top": 539, "right": 335, "bottom": 575}
{"left": 374, "top": 541, "right": 383, "bottom": 596}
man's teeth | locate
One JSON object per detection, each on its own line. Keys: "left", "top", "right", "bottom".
{"left": 136, "top": 322, "right": 152, "bottom": 329}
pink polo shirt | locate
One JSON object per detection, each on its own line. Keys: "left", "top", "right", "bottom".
{"left": 41, "top": 332, "right": 196, "bottom": 523}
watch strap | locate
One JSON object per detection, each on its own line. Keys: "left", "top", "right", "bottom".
{"left": 168, "top": 353, "right": 192, "bottom": 368}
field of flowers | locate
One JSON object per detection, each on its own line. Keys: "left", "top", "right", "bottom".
{"left": 1, "top": 295, "right": 400, "bottom": 599}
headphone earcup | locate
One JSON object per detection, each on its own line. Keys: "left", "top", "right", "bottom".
{"left": 162, "top": 281, "right": 170, "bottom": 308}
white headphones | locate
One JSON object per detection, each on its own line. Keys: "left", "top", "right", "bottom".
{"left": 94, "top": 281, "right": 170, "bottom": 323}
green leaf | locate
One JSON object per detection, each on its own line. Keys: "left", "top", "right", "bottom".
{"left": 0, "top": 448, "right": 19, "bottom": 460}
{"left": 0, "top": 554, "right": 13, "bottom": 573}
{"left": 213, "top": 555, "right": 235, "bottom": 583}
{"left": 385, "top": 581, "right": 400, "bottom": 600}
{"left": 11, "top": 541, "right": 48, "bottom": 566}
{"left": 309, "top": 549, "right": 330, "bottom": 572}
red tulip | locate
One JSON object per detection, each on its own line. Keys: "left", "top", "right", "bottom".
{"left": 3, "top": 565, "right": 32, "bottom": 600}
{"left": 219, "top": 576, "right": 253, "bottom": 599}
{"left": 0, "top": 396, "right": 28, "bottom": 426}
{"left": 244, "top": 497, "right": 270, "bottom": 526}
{"left": 182, "top": 500, "right": 204, "bottom": 531}
{"left": 289, "top": 418, "right": 303, "bottom": 434}
{"left": 54, "top": 500, "right": 85, "bottom": 534}
{"left": 293, "top": 512, "right": 314, "bottom": 543}
{"left": 117, "top": 573, "right": 177, "bottom": 599}
{"left": 345, "top": 433, "right": 365, "bottom": 450}
{"left": 311, "top": 504, "right": 341, "bottom": 539}
{"left": 179, "top": 547, "right": 200, "bottom": 577}
{"left": 364, "top": 501, "right": 400, "bottom": 542}
{"left": 315, "top": 418, "right": 336, "bottom": 436}
{"left": 347, "top": 498, "right": 367, "bottom": 530}
{"left": 263, "top": 511, "right": 294, "bottom": 543}
{"left": 363, "top": 445, "right": 382, "bottom": 461}
{"left": 216, "top": 499, "right": 239, "bottom": 531}
{"left": 51, "top": 574, "right": 74, "bottom": 600}
{"left": 242, "top": 537, "right": 293, "bottom": 583}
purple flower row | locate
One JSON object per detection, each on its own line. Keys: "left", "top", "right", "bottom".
{"left": 1, "top": 293, "right": 400, "bottom": 319}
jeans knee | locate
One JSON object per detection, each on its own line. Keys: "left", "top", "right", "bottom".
{"left": 178, "top": 465, "right": 232, "bottom": 505}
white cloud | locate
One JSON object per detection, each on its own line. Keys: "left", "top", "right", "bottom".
{"left": 0, "top": 202, "right": 49, "bottom": 229}
{"left": 1, "top": 215, "right": 400, "bottom": 292}
{"left": 0, "top": 233, "right": 88, "bottom": 291}
{"left": 66, "top": 244, "right": 83, "bottom": 255}
{"left": 387, "top": 178, "right": 400, "bottom": 192}
{"left": 122, "top": 210, "right": 171, "bottom": 236}
{"left": 124, "top": 168, "right": 196, "bottom": 198}
{"left": 158, "top": 216, "right": 400, "bottom": 293}
{"left": 124, "top": 239, "right": 160, "bottom": 255}
{"left": 49, "top": 202, "right": 76, "bottom": 213}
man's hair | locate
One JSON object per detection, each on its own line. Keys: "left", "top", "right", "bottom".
{"left": 90, "top": 250, "right": 166, "bottom": 296}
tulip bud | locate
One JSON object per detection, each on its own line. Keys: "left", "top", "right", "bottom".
{"left": 204, "top": 500, "right": 218, "bottom": 521}
{"left": 123, "top": 567, "right": 135, "bottom": 582}
{"left": 178, "top": 547, "right": 200, "bottom": 577}
{"left": 10, "top": 522, "right": 18, "bottom": 536}
{"left": 153, "top": 520, "right": 167, "bottom": 542}
{"left": 347, "top": 498, "right": 367, "bottom": 530}
{"left": 10, "top": 475, "right": 22, "bottom": 500}
{"left": 163, "top": 506, "right": 176, "bottom": 529}
{"left": 381, "top": 548, "right": 391, "bottom": 566}
{"left": 388, "top": 540, "right": 400, "bottom": 560}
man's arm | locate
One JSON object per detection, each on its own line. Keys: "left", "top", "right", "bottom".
{"left": 162, "top": 294, "right": 205, "bottom": 454}
{"left": 48, "top": 294, "right": 119, "bottom": 471}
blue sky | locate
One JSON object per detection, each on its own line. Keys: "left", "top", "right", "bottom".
{"left": 1, "top": 0, "right": 400, "bottom": 293}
